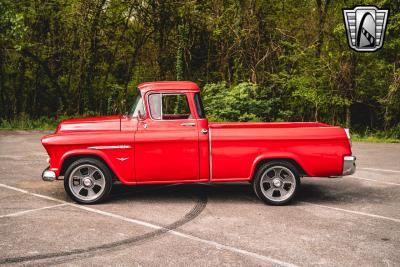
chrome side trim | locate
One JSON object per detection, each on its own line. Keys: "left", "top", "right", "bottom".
{"left": 342, "top": 155, "right": 356, "bottom": 176}
{"left": 181, "top": 122, "right": 196, "bottom": 127}
{"left": 209, "top": 128, "right": 212, "bottom": 181}
{"left": 88, "top": 145, "right": 131, "bottom": 150}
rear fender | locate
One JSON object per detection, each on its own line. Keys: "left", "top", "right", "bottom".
{"left": 250, "top": 152, "right": 309, "bottom": 179}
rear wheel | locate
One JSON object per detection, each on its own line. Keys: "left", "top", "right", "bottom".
{"left": 253, "top": 161, "right": 300, "bottom": 205}
{"left": 64, "top": 158, "right": 112, "bottom": 204}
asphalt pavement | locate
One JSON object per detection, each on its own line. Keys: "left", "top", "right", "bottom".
{"left": 0, "top": 131, "right": 399, "bottom": 266}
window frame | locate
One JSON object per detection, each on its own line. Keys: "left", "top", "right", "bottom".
{"left": 147, "top": 92, "right": 193, "bottom": 121}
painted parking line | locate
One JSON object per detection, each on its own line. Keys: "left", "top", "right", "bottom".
{"left": 300, "top": 201, "right": 400, "bottom": 224}
{"left": 349, "top": 176, "right": 400, "bottom": 186}
{"left": 359, "top": 167, "right": 400, "bottom": 173}
{"left": 0, "top": 204, "right": 67, "bottom": 218}
{"left": 0, "top": 183, "right": 297, "bottom": 267}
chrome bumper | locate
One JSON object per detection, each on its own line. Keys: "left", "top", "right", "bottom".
{"left": 342, "top": 156, "right": 356, "bottom": 176}
{"left": 42, "top": 167, "right": 56, "bottom": 181}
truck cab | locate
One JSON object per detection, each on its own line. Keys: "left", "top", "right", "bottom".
{"left": 130, "top": 82, "right": 211, "bottom": 183}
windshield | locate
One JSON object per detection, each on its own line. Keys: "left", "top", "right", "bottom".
{"left": 129, "top": 93, "right": 145, "bottom": 117}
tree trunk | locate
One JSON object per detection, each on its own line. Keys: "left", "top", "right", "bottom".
{"left": 345, "top": 105, "right": 351, "bottom": 128}
{"left": 84, "top": 0, "right": 107, "bottom": 112}
{"left": 16, "top": 58, "right": 26, "bottom": 115}
{"left": 346, "top": 54, "right": 356, "bottom": 129}
{"left": 102, "top": 3, "right": 136, "bottom": 90}
{"left": 315, "top": 0, "right": 330, "bottom": 57}
{"left": 157, "top": 1, "right": 168, "bottom": 80}
{"left": 0, "top": 47, "right": 5, "bottom": 118}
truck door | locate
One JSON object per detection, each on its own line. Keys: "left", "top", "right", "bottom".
{"left": 134, "top": 92, "right": 200, "bottom": 182}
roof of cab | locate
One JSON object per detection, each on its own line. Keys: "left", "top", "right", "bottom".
{"left": 137, "top": 81, "right": 200, "bottom": 93}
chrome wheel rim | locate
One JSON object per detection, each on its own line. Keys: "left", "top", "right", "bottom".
{"left": 260, "top": 166, "right": 296, "bottom": 202}
{"left": 69, "top": 164, "right": 106, "bottom": 202}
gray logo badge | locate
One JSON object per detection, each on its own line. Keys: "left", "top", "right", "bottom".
{"left": 343, "top": 6, "right": 389, "bottom": 52}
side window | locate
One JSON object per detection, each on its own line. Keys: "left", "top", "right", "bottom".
{"left": 194, "top": 93, "right": 206, "bottom": 118}
{"left": 149, "top": 93, "right": 191, "bottom": 120}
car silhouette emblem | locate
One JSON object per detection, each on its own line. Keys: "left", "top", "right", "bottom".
{"left": 343, "top": 6, "right": 389, "bottom": 52}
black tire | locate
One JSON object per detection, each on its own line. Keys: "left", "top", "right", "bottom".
{"left": 64, "top": 158, "right": 112, "bottom": 204}
{"left": 253, "top": 160, "right": 300, "bottom": 205}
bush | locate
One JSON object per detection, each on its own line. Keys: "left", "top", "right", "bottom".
{"left": 390, "top": 124, "right": 400, "bottom": 139}
{"left": 202, "top": 82, "right": 275, "bottom": 122}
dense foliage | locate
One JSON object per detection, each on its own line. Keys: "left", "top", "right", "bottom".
{"left": 0, "top": 0, "right": 399, "bottom": 135}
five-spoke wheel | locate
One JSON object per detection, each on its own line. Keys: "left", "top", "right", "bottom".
{"left": 253, "top": 161, "right": 300, "bottom": 205}
{"left": 64, "top": 158, "right": 112, "bottom": 204}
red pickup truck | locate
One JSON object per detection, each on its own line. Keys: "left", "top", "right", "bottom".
{"left": 41, "top": 81, "right": 356, "bottom": 205}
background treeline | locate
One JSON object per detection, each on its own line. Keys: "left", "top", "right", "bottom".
{"left": 0, "top": 0, "right": 399, "bottom": 138}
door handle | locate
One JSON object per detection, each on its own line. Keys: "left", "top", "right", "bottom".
{"left": 180, "top": 122, "right": 196, "bottom": 127}
{"left": 201, "top": 129, "right": 208, "bottom": 134}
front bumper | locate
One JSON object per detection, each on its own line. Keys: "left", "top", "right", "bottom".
{"left": 342, "top": 156, "right": 356, "bottom": 176}
{"left": 42, "top": 166, "right": 56, "bottom": 181}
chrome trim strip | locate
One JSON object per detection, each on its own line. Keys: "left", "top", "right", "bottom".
{"left": 209, "top": 128, "right": 212, "bottom": 182}
{"left": 181, "top": 122, "right": 196, "bottom": 127}
{"left": 88, "top": 145, "right": 131, "bottom": 150}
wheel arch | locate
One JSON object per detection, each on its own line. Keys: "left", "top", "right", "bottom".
{"left": 250, "top": 156, "right": 308, "bottom": 181}
{"left": 60, "top": 151, "right": 118, "bottom": 182}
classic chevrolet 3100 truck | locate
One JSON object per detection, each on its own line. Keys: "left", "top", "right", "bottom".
{"left": 41, "top": 81, "right": 356, "bottom": 205}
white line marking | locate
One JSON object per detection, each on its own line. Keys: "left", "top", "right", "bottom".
{"left": 0, "top": 204, "right": 67, "bottom": 218}
{"left": 0, "top": 183, "right": 297, "bottom": 267}
{"left": 300, "top": 202, "right": 400, "bottom": 223}
{"left": 359, "top": 167, "right": 400, "bottom": 173}
{"left": 349, "top": 176, "right": 400, "bottom": 186}
{"left": 0, "top": 183, "right": 28, "bottom": 194}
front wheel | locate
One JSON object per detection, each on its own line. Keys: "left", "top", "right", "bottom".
{"left": 253, "top": 161, "right": 300, "bottom": 205}
{"left": 64, "top": 158, "right": 112, "bottom": 204}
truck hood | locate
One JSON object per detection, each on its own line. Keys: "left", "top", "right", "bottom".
{"left": 56, "top": 115, "right": 121, "bottom": 133}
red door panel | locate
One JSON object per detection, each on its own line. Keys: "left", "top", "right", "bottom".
{"left": 134, "top": 119, "right": 199, "bottom": 182}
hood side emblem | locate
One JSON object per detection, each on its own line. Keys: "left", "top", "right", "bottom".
{"left": 116, "top": 158, "right": 129, "bottom": 161}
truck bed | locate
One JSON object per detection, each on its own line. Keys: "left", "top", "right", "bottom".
{"left": 208, "top": 121, "right": 350, "bottom": 180}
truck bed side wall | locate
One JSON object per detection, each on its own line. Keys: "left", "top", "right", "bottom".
{"left": 210, "top": 127, "right": 351, "bottom": 180}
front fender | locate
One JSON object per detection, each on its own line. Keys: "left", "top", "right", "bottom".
{"left": 56, "top": 149, "right": 135, "bottom": 185}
